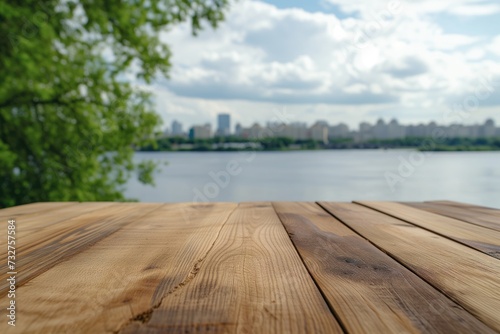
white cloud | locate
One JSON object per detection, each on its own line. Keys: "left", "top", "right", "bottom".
{"left": 325, "top": 0, "right": 500, "bottom": 17}
{"left": 449, "top": 4, "right": 500, "bottom": 16}
{"left": 488, "top": 36, "right": 500, "bottom": 55}
{"left": 152, "top": 0, "right": 500, "bottom": 128}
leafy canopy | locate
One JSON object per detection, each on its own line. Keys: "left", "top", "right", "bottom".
{"left": 0, "top": 0, "right": 228, "bottom": 207}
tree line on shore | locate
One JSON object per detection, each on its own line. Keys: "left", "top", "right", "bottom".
{"left": 139, "top": 136, "right": 500, "bottom": 152}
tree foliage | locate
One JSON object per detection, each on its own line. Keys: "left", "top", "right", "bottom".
{"left": 0, "top": 0, "right": 228, "bottom": 207}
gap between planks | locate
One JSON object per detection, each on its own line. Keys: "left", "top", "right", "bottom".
{"left": 354, "top": 201, "right": 500, "bottom": 259}
{"left": 272, "top": 202, "right": 496, "bottom": 334}
{"left": 403, "top": 201, "right": 500, "bottom": 233}
{"left": 119, "top": 202, "right": 343, "bottom": 334}
{"left": 319, "top": 201, "right": 500, "bottom": 332}
{"left": 0, "top": 202, "right": 343, "bottom": 334}
{"left": 2, "top": 202, "right": 499, "bottom": 334}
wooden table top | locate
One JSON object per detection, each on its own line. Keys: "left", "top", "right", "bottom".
{"left": 1, "top": 201, "right": 500, "bottom": 333}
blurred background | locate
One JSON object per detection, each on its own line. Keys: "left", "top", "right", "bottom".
{"left": 1, "top": 0, "right": 499, "bottom": 208}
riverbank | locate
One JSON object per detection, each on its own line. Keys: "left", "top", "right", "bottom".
{"left": 138, "top": 137, "right": 500, "bottom": 152}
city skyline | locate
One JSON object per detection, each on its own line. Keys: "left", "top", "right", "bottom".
{"left": 168, "top": 116, "right": 499, "bottom": 131}
{"left": 166, "top": 114, "right": 499, "bottom": 142}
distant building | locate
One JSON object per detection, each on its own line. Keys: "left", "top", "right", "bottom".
{"left": 171, "top": 120, "right": 183, "bottom": 136}
{"left": 409, "top": 123, "right": 431, "bottom": 137}
{"left": 482, "top": 119, "right": 496, "bottom": 137}
{"left": 235, "top": 123, "right": 243, "bottom": 137}
{"left": 358, "top": 122, "right": 373, "bottom": 141}
{"left": 250, "top": 123, "right": 267, "bottom": 139}
{"left": 283, "top": 122, "right": 309, "bottom": 141}
{"left": 387, "top": 119, "right": 406, "bottom": 139}
{"left": 189, "top": 124, "right": 212, "bottom": 140}
{"left": 329, "top": 123, "right": 350, "bottom": 139}
{"left": 309, "top": 121, "right": 329, "bottom": 144}
{"left": 372, "top": 118, "right": 387, "bottom": 139}
{"left": 241, "top": 123, "right": 268, "bottom": 139}
{"left": 217, "top": 114, "right": 231, "bottom": 136}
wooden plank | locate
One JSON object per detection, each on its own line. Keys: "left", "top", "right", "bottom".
{"left": 356, "top": 201, "right": 500, "bottom": 259}
{"left": 428, "top": 200, "right": 500, "bottom": 216}
{"left": 0, "top": 202, "right": 78, "bottom": 219}
{"left": 0, "top": 202, "right": 116, "bottom": 261}
{"left": 0, "top": 203, "right": 162, "bottom": 295}
{"left": 120, "top": 202, "right": 343, "bottom": 334}
{"left": 403, "top": 202, "right": 500, "bottom": 232}
{"left": 0, "top": 202, "right": 115, "bottom": 240}
{"left": 273, "top": 202, "right": 495, "bottom": 334}
{"left": 320, "top": 202, "right": 500, "bottom": 332}
{"left": 0, "top": 203, "right": 238, "bottom": 333}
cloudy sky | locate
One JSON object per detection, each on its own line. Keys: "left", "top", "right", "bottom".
{"left": 153, "top": 0, "right": 500, "bottom": 130}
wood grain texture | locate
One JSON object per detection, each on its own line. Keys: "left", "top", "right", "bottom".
{"left": 0, "top": 203, "right": 162, "bottom": 295}
{"left": 1, "top": 201, "right": 499, "bottom": 334}
{"left": 273, "top": 202, "right": 495, "bottom": 334}
{"left": 356, "top": 201, "right": 500, "bottom": 259}
{"left": 0, "top": 202, "right": 77, "bottom": 218}
{"left": 0, "top": 203, "right": 238, "bottom": 333}
{"left": 0, "top": 202, "right": 116, "bottom": 265}
{"left": 320, "top": 202, "right": 500, "bottom": 332}
{"left": 428, "top": 201, "right": 500, "bottom": 216}
{"left": 403, "top": 202, "right": 500, "bottom": 232}
{"left": 120, "top": 202, "right": 343, "bottom": 334}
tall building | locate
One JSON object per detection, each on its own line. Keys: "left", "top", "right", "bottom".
{"left": 309, "top": 121, "right": 329, "bottom": 144}
{"left": 372, "top": 119, "right": 387, "bottom": 139}
{"left": 235, "top": 123, "right": 243, "bottom": 137}
{"left": 387, "top": 119, "right": 406, "bottom": 139}
{"left": 482, "top": 119, "right": 496, "bottom": 137}
{"left": 329, "top": 123, "right": 350, "bottom": 139}
{"left": 283, "top": 122, "right": 309, "bottom": 140}
{"left": 217, "top": 114, "right": 231, "bottom": 136}
{"left": 358, "top": 122, "right": 373, "bottom": 141}
{"left": 171, "top": 120, "right": 183, "bottom": 136}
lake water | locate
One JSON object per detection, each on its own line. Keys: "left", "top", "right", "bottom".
{"left": 126, "top": 150, "right": 500, "bottom": 209}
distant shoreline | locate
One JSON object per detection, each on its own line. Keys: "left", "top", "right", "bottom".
{"left": 138, "top": 147, "right": 500, "bottom": 152}
{"left": 138, "top": 136, "right": 500, "bottom": 153}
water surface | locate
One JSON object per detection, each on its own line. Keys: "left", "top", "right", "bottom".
{"left": 126, "top": 150, "right": 500, "bottom": 208}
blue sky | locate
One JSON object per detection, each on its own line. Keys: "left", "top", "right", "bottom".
{"left": 264, "top": 0, "right": 500, "bottom": 34}
{"left": 435, "top": 13, "right": 499, "bottom": 37}
{"left": 263, "top": 0, "right": 352, "bottom": 18}
{"left": 152, "top": 0, "right": 500, "bottom": 129}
